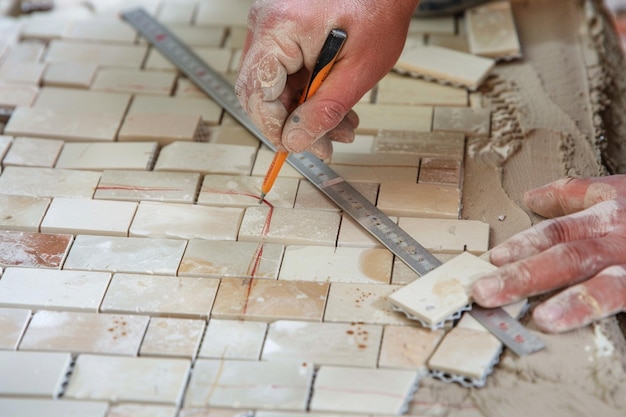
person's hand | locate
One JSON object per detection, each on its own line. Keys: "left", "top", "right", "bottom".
{"left": 471, "top": 175, "right": 626, "bottom": 333}
{"left": 235, "top": 0, "right": 419, "bottom": 159}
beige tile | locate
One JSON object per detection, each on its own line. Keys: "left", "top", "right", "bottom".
{"left": 185, "top": 359, "right": 313, "bottom": 410}
{"left": 95, "top": 170, "right": 201, "bottom": 203}
{"left": 145, "top": 47, "right": 232, "bottom": 73}
{"left": 278, "top": 246, "right": 392, "bottom": 284}
{"left": 106, "top": 404, "right": 177, "bottom": 417}
{"left": 378, "top": 325, "right": 445, "bottom": 372}
{"left": 395, "top": 45, "right": 495, "bottom": 90}
{"left": 174, "top": 77, "right": 207, "bottom": 98}
{"left": 250, "top": 147, "right": 304, "bottom": 179}
{"left": 262, "top": 320, "right": 382, "bottom": 368}
{"left": 198, "top": 174, "right": 297, "bottom": 208}
{"left": 352, "top": 103, "right": 433, "bottom": 133}
{"left": 101, "top": 273, "right": 219, "bottom": 318}
{"left": 0, "top": 194, "right": 50, "bottom": 232}
{"left": 62, "top": 19, "right": 137, "bottom": 43}
{"left": 154, "top": 142, "right": 257, "bottom": 175}
{"left": 294, "top": 180, "right": 338, "bottom": 211}
{"left": 0, "top": 135, "right": 11, "bottom": 161}
{"left": 140, "top": 317, "right": 205, "bottom": 359}
{"left": 195, "top": 0, "right": 253, "bottom": 26}
{"left": 211, "top": 278, "right": 329, "bottom": 321}
{"left": 387, "top": 252, "right": 497, "bottom": 328}
{"left": 0, "top": 84, "right": 38, "bottom": 107}
{"left": 391, "top": 253, "right": 457, "bottom": 285}
{"left": 337, "top": 214, "right": 397, "bottom": 249}
{"left": 466, "top": 1, "right": 521, "bottom": 59}
{"left": 0, "top": 230, "right": 73, "bottom": 269}
{"left": 0, "top": 351, "right": 71, "bottom": 397}
{"left": 65, "top": 354, "right": 190, "bottom": 404}
{"left": 157, "top": 1, "right": 196, "bottom": 23}
{"left": 179, "top": 240, "right": 284, "bottom": 279}
{"left": 309, "top": 366, "right": 418, "bottom": 414}
{"left": 0, "top": 167, "right": 101, "bottom": 198}
{"left": 419, "top": 157, "right": 463, "bottom": 187}
{"left": 377, "top": 73, "right": 467, "bottom": 106}
{"left": 375, "top": 130, "right": 464, "bottom": 156}
{"left": 206, "top": 125, "right": 260, "bottom": 147}
{"left": 35, "top": 86, "right": 131, "bottom": 115}
{"left": 255, "top": 413, "right": 366, "bottom": 417}
{"left": 45, "top": 40, "right": 148, "bottom": 68}
{"left": 397, "top": 217, "right": 489, "bottom": 254}
{"left": 41, "top": 197, "right": 137, "bottom": 236}
{"left": 0, "top": 398, "right": 108, "bottom": 417}
{"left": 163, "top": 24, "right": 225, "bottom": 47}
{"left": 20, "top": 310, "right": 149, "bottom": 355}
{"left": 3, "top": 137, "right": 64, "bottom": 168}
{"left": 128, "top": 95, "right": 223, "bottom": 125}
{"left": 328, "top": 164, "right": 418, "bottom": 183}
{"left": 428, "top": 34, "right": 470, "bottom": 53}
{"left": 331, "top": 134, "right": 375, "bottom": 154}
{"left": 2, "top": 40, "right": 46, "bottom": 62}
{"left": 324, "top": 283, "right": 413, "bottom": 325}
{"left": 55, "top": 142, "right": 158, "bottom": 171}
{"left": 42, "top": 62, "right": 98, "bottom": 88}
{"left": 0, "top": 308, "right": 31, "bottom": 350}
{"left": 433, "top": 106, "right": 491, "bottom": 137}
{"left": 238, "top": 207, "right": 340, "bottom": 246}
{"left": 197, "top": 319, "right": 267, "bottom": 360}
{"left": 129, "top": 202, "right": 243, "bottom": 240}
{"left": 0, "top": 268, "right": 110, "bottom": 312}
{"left": 91, "top": 69, "right": 176, "bottom": 95}
{"left": 118, "top": 113, "right": 201, "bottom": 145}
{"left": 223, "top": 25, "right": 247, "bottom": 49}
{"left": 179, "top": 408, "right": 255, "bottom": 417}
{"left": 63, "top": 235, "right": 187, "bottom": 275}
{"left": 19, "top": 16, "right": 71, "bottom": 41}
{"left": 377, "top": 181, "right": 460, "bottom": 218}
{"left": 0, "top": 60, "right": 46, "bottom": 84}
{"left": 409, "top": 16, "right": 456, "bottom": 35}
{"left": 330, "top": 151, "right": 420, "bottom": 168}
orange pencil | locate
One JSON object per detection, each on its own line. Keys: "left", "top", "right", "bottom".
{"left": 258, "top": 28, "right": 348, "bottom": 203}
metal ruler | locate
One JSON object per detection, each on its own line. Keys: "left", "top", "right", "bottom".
{"left": 121, "top": 7, "right": 544, "bottom": 355}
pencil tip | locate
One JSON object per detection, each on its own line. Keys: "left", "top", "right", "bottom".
{"left": 258, "top": 193, "right": 266, "bottom": 204}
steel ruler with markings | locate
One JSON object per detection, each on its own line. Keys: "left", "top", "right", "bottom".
{"left": 121, "top": 7, "right": 544, "bottom": 356}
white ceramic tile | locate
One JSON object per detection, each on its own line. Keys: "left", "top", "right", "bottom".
{"left": 197, "top": 319, "right": 267, "bottom": 360}
{"left": 324, "top": 283, "right": 413, "bottom": 325}
{"left": 0, "top": 308, "right": 31, "bottom": 350}
{"left": 428, "top": 34, "right": 471, "bottom": 53}
{"left": 238, "top": 207, "right": 340, "bottom": 247}
{"left": 118, "top": 113, "right": 201, "bottom": 146}
{"left": 373, "top": 130, "right": 466, "bottom": 158}
{"left": 262, "top": 320, "right": 382, "bottom": 368}
{"left": 178, "top": 408, "right": 255, "bottom": 417}
{"left": 63, "top": 19, "right": 137, "bottom": 43}
{"left": 63, "top": 235, "right": 187, "bottom": 275}
{"left": 194, "top": 0, "right": 253, "bottom": 26}
{"left": 378, "top": 325, "right": 445, "bottom": 372}
{"left": 352, "top": 103, "right": 433, "bottom": 133}
{"left": 250, "top": 147, "right": 304, "bottom": 179}
{"left": 0, "top": 167, "right": 100, "bottom": 198}
{"left": 55, "top": 142, "right": 158, "bottom": 171}
{"left": 466, "top": 1, "right": 521, "bottom": 59}
{"left": 331, "top": 134, "right": 375, "bottom": 154}
{"left": 127, "top": 95, "right": 223, "bottom": 125}
{"left": 0, "top": 60, "right": 46, "bottom": 84}
{"left": 409, "top": 16, "right": 456, "bottom": 34}
{"left": 161, "top": 24, "right": 225, "bottom": 47}
{"left": 95, "top": 170, "right": 201, "bottom": 203}
{"left": 91, "top": 68, "right": 176, "bottom": 95}
{"left": 397, "top": 217, "right": 490, "bottom": 254}
{"left": 34, "top": 87, "right": 131, "bottom": 115}
{"left": 154, "top": 142, "right": 257, "bottom": 175}
{"left": 42, "top": 62, "right": 98, "bottom": 88}
{"left": 106, "top": 404, "right": 177, "bottom": 417}
{"left": 309, "top": 366, "right": 418, "bottom": 414}
{"left": 377, "top": 181, "right": 461, "bottom": 218}
{"left": 278, "top": 246, "right": 392, "bottom": 284}
{"left": 0, "top": 194, "right": 50, "bottom": 232}
{"left": 0, "top": 230, "right": 73, "bottom": 269}
{"left": 198, "top": 174, "right": 297, "bottom": 208}
{"left": 178, "top": 240, "right": 284, "bottom": 279}
{"left": 0, "top": 268, "right": 110, "bottom": 312}
{"left": 336, "top": 214, "right": 396, "bottom": 249}
{"left": 0, "top": 136, "right": 11, "bottom": 160}
{"left": 145, "top": 47, "right": 232, "bottom": 73}
{"left": 140, "top": 317, "right": 205, "bottom": 359}
{"left": 20, "top": 16, "right": 71, "bottom": 41}
{"left": 391, "top": 253, "right": 457, "bottom": 285}
{"left": 45, "top": 40, "right": 148, "bottom": 68}
{"left": 206, "top": 125, "right": 260, "bottom": 147}
{"left": 41, "top": 197, "right": 137, "bottom": 236}
{"left": 174, "top": 77, "right": 206, "bottom": 98}
{"left": 0, "top": 350, "right": 71, "bottom": 397}
{"left": 3, "top": 137, "right": 64, "bottom": 168}
{"left": 185, "top": 359, "right": 313, "bottom": 410}
{"left": 101, "top": 273, "right": 219, "bottom": 318}
{"left": 432, "top": 106, "right": 491, "bottom": 137}
{"left": 387, "top": 252, "right": 497, "bottom": 328}
{"left": 0, "top": 84, "right": 38, "bottom": 107}
{"left": 129, "top": 202, "right": 243, "bottom": 240}
{"left": 294, "top": 181, "right": 338, "bottom": 211}
{"left": 65, "top": 354, "right": 190, "bottom": 404}
{"left": 2, "top": 40, "right": 46, "bottom": 62}
{"left": 0, "top": 398, "right": 108, "bottom": 417}
{"left": 377, "top": 73, "right": 468, "bottom": 106}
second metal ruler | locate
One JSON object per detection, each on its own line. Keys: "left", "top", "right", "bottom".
{"left": 122, "top": 7, "right": 544, "bottom": 355}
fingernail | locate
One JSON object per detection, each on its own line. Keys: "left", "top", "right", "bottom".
{"left": 285, "top": 128, "right": 312, "bottom": 153}
{"left": 534, "top": 302, "right": 564, "bottom": 323}
{"left": 490, "top": 246, "right": 511, "bottom": 264}
{"left": 472, "top": 276, "right": 503, "bottom": 303}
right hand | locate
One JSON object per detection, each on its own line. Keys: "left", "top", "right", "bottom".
{"left": 235, "top": 0, "right": 420, "bottom": 159}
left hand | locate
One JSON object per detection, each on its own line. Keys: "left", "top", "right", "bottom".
{"left": 471, "top": 175, "right": 626, "bottom": 333}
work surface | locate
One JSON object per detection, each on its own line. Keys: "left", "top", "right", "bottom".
{"left": 0, "top": 0, "right": 625, "bottom": 416}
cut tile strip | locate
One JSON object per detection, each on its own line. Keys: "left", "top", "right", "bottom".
{"left": 0, "top": 351, "right": 71, "bottom": 397}
{"left": 377, "top": 181, "right": 461, "bottom": 218}
{"left": 197, "top": 319, "right": 267, "bottom": 360}
{"left": 466, "top": 1, "right": 521, "bottom": 60}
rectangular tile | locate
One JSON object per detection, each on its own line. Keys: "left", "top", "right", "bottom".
{"left": 197, "top": 319, "right": 267, "bottom": 360}
{"left": 0, "top": 351, "right": 71, "bottom": 397}
{"left": 377, "top": 181, "right": 461, "bottom": 218}
{"left": 63, "top": 235, "right": 187, "bottom": 275}
{"left": 62, "top": 19, "right": 137, "bottom": 43}
{"left": 0, "top": 167, "right": 101, "bottom": 198}
{"left": 3, "top": 136, "right": 64, "bottom": 168}
{"left": 0, "top": 230, "right": 73, "bottom": 269}
{"left": 129, "top": 202, "right": 243, "bottom": 241}
{"left": 162, "top": 24, "right": 225, "bottom": 47}
{"left": 0, "top": 195, "right": 50, "bottom": 232}
{"left": 145, "top": 46, "right": 232, "bottom": 73}
{"left": 262, "top": 320, "right": 382, "bottom": 368}
{"left": 95, "top": 170, "right": 201, "bottom": 203}
{"left": 45, "top": 40, "right": 148, "bottom": 68}
{"left": 387, "top": 252, "right": 497, "bottom": 328}
{"left": 0, "top": 84, "right": 38, "bottom": 107}
{"left": 65, "top": 354, "right": 190, "bottom": 404}
{"left": 0, "top": 60, "right": 46, "bottom": 84}
{"left": 391, "top": 252, "right": 457, "bottom": 285}
{"left": 466, "top": 1, "right": 521, "bottom": 60}
{"left": 118, "top": 113, "right": 201, "bottom": 146}
{"left": 238, "top": 207, "right": 340, "bottom": 247}
{"left": 154, "top": 142, "right": 257, "bottom": 175}
{"left": 373, "top": 130, "right": 465, "bottom": 158}
{"left": 128, "top": 94, "right": 223, "bottom": 125}
{"left": 206, "top": 125, "right": 260, "bottom": 147}
{"left": 433, "top": 106, "right": 491, "bottom": 137}
{"left": 418, "top": 157, "right": 463, "bottom": 187}
{"left": 101, "top": 273, "right": 219, "bottom": 318}
{"left": 34, "top": 86, "right": 132, "bottom": 115}
{"left": 0, "top": 398, "right": 108, "bottom": 417}
{"left": 184, "top": 359, "right": 313, "bottom": 410}
{"left": 106, "top": 404, "right": 177, "bottom": 417}
{"left": 294, "top": 180, "right": 339, "bottom": 211}
{"left": 251, "top": 147, "right": 304, "bottom": 179}
{"left": 41, "top": 197, "right": 138, "bottom": 236}
{"left": 42, "top": 62, "right": 98, "bottom": 88}
{"left": 328, "top": 164, "right": 418, "bottom": 183}
{"left": 19, "top": 310, "right": 149, "bottom": 355}
{"left": 396, "top": 217, "right": 490, "bottom": 254}
{"left": 278, "top": 246, "right": 392, "bottom": 284}
{"left": 0, "top": 308, "right": 31, "bottom": 350}
{"left": 55, "top": 142, "right": 158, "bottom": 171}
{"left": 378, "top": 325, "right": 445, "bottom": 373}
{"left": 178, "top": 240, "right": 284, "bottom": 279}
{"left": 211, "top": 278, "right": 329, "bottom": 321}
{"left": 377, "top": 73, "right": 468, "bottom": 106}
{"left": 140, "top": 317, "right": 205, "bottom": 359}
{"left": 337, "top": 214, "right": 396, "bottom": 249}
{"left": 352, "top": 103, "right": 433, "bottom": 133}
{"left": 0, "top": 268, "right": 111, "bottom": 312}
{"left": 409, "top": 16, "right": 456, "bottom": 34}
{"left": 198, "top": 174, "right": 298, "bottom": 208}
{"left": 194, "top": 0, "right": 252, "bottom": 26}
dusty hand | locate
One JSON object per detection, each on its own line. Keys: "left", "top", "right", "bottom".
{"left": 471, "top": 175, "right": 626, "bottom": 333}
{"left": 235, "top": 0, "right": 419, "bottom": 159}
